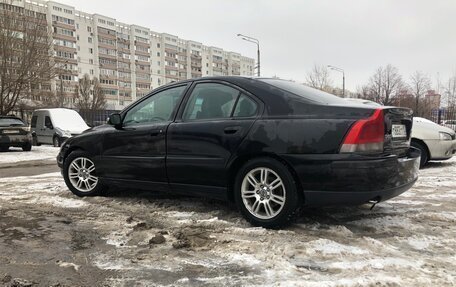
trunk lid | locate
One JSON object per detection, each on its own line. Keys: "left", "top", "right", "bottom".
{"left": 382, "top": 107, "right": 413, "bottom": 156}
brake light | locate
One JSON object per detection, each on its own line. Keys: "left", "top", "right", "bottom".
{"left": 340, "top": 109, "right": 385, "bottom": 153}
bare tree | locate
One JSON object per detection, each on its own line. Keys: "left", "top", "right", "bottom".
{"left": 0, "top": 2, "right": 57, "bottom": 114}
{"left": 443, "top": 75, "right": 456, "bottom": 109}
{"left": 408, "top": 71, "right": 431, "bottom": 117}
{"left": 368, "top": 65, "right": 403, "bottom": 105}
{"left": 75, "top": 74, "right": 106, "bottom": 111}
{"left": 91, "top": 77, "right": 106, "bottom": 110}
{"left": 356, "top": 85, "right": 374, "bottom": 101}
{"left": 305, "top": 64, "right": 333, "bottom": 92}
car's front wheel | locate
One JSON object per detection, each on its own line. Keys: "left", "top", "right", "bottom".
{"left": 411, "top": 140, "right": 429, "bottom": 168}
{"left": 63, "top": 150, "right": 103, "bottom": 197}
{"left": 53, "top": 135, "right": 61, "bottom": 147}
{"left": 234, "top": 157, "right": 301, "bottom": 228}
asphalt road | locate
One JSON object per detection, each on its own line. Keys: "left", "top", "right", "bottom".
{"left": 0, "top": 161, "right": 59, "bottom": 178}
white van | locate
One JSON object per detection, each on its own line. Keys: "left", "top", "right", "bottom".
{"left": 31, "top": 108, "right": 89, "bottom": 147}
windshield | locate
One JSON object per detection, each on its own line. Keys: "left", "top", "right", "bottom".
{"left": 0, "top": 118, "right": 25, "bottom": 127}
{"left": 50, "top": 110, "right": 89, "bottom": 131}
{"left": 259, "top": 78, "right": 347, "bottom": 105}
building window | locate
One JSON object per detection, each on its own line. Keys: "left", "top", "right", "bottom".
{"left": 88, "top": 37, "right": 92, "bottom": 43}
{"left": 90, "top": 69, "right": 94, "bottom": 75}
{"left": 157, "top": 43, "right": 160, "bottom": 48}
{"left": 157, "top": 52, "right": 160, "bottom": 57}
{"left": 89, "top": 48, "right": 93, "bottom": 54}
{"left": 87, "top": 26, "right": 92, "bottom": 32}
{"left": 89, "top": 59, "right": 94, "bottom": 64}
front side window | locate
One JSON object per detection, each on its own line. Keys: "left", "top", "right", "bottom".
{"left": 183, "top": 83, "right": 240, "bottom": 120}
{"left": 123, "top": 85, "right": 186, "bottom": 126}
{"left": 44, "top": 116, "right": 53, "bottom": 129}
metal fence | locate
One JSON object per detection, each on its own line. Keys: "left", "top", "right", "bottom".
{"left": 427, "top": 108, "right": 456, "bottom": 126}
{"left": 78, "top": 109, "right": 119, "bottom": 127}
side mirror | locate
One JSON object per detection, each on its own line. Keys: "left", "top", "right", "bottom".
{"left": 108, "top": 113, "right": 122, "bottom": 129}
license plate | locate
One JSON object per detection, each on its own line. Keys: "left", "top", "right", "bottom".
{"left": 392, "top": 124, "right": 406, "bottom": 138}
{"left": 3, "top": 130, "right": 19, "bottom": 134}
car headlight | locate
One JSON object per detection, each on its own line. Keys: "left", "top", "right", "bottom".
{"left": 439, "top": 132, "right": 452, "bottom": 141}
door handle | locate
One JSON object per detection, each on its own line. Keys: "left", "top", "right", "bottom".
{"left": 224, "top": 126, "right": 240, "bottom": 134}
{"left": 150, "top": 129, "right": 164, "bottom": 136}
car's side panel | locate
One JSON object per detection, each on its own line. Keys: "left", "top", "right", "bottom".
{"left": 234, "top": 118, "right": 355, "bottom": 155}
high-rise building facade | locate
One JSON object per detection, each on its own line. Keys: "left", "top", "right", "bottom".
{"left": 2, "top": 0, "right": 255, "bottom": 109}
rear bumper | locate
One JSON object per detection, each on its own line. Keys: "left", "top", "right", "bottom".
{"left": 0, "top": 134, "right": 32, "bottom": 146}
{"left": 281, "top": 148, "right": 420, "bottom": 207}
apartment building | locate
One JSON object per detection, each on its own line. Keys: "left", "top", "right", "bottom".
{"left": 1, "top": 0, "right": 255, "bottom": 110}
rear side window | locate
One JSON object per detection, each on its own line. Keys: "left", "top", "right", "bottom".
{"left": 0, "top": 118, "right": 25, "bottom": 127}
{"left": 183, "top": 83, "right": 240, "bottom": 120}
{"left": 31, "top": 116, "right": 37, "bottom": 128}
{"left": 233, "top": 94, "right": 258, "bottom": 118}
{"left": 259, "top": 79, "right": 347, "bottom": 105}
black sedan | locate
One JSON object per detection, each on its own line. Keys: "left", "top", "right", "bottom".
{"left": 0, "top": 116, "right": 32, "bottom": 152}
{"left": 57, "top": 77, "right": 420, "bottom": 228}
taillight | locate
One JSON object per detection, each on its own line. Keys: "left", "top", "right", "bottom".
{"left": 340, "top": 109, "right": 385, "bottom": 153}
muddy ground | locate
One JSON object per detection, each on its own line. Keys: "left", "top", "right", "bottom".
{"left": 0, "top": 157, "right": 455, "bottom": 286}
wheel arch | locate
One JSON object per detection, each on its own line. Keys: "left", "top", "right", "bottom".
{"left": 411, "top": 137, "right": 431, "bottom": 159}
{"left": 226, "top": 153, "right": 304, "bottom": 203}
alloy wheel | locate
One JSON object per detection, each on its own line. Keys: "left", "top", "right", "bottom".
{"left": 68, "top": 157, "right": 98, "bottom": 193}
{"left": 241, "top": 167, "right": 286, "bottom": 220}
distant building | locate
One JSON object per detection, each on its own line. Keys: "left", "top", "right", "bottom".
{"left": 424, "top": 90, "right": 441, "bottom": 111}
{"left": 1, "top": 0, "right": 255, "bottom": 109}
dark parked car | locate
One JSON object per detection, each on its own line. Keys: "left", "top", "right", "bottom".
{"left": 57, "top": 77, "right": 420, "bottom": 228}
{"left": 0, "top": 115, "right": 32, "bottom": 152}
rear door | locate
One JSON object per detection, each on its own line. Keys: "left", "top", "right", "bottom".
{"left": 167, "top": 81, "right": 261, "bottom": 195}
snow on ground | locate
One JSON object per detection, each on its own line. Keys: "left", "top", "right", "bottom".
{"left": 0, "top": 158, "right": 455, "bottom": 286}
{"left": 0, "top": 145, "right": 59, "bottom": 166}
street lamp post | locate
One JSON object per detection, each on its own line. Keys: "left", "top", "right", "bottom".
{"left": 327, "top": 65, "right": 345, "bottom": 97}
{"left": 237, "top": 34, "right": 260, "bottom": 76}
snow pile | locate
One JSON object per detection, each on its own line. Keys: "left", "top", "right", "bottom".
{"left": 0, "top": 146, "right": 59, "bottom": 166}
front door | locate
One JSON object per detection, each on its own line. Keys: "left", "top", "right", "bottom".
{"left": 167, "top": 82, "right": 260, "bottom": 196}
{"left": 98, "top": 85, "right": 188, "bottom": 186}
{"left": 43, "top": 115, "right": 55, "bottom": 144}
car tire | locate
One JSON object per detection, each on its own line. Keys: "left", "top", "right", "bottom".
{"left": 53, "top": 135, "right": 61, "bottom": 147}
{"left": 411, "top": 140, "right": 429, "bottom": 168}
{"left": 63, "top": 150, "right": 104, "bottom": 197}
{"left": 0, "top": 145, "right": 9, "bottom": 152}
{"left": 22, "top": 142, "right": 32, "bottom": 151}
{"left": 234, "top": 157, "right": 302, "bottom": 229}
{"left": 32, "top": 135, "right": 41, "bottom": 146}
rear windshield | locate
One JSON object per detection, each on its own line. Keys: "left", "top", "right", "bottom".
{"left": 0, "top": 118, "right": 25, "bottom": 127}
{"left": 259, "top": 79, "right": 347, "bottom": 105}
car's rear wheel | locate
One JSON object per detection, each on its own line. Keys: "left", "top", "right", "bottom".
{"left": 411, "top": 140, "right": 428, "bottom": 168}
{"left": 63, "top": 150, "right": 103, "bottom": 197}
{"left": 22, "top": 142, "right": 32, "bottom": 151}
{"left": 53, "top": 136, "right": 61, "bottom": 147}
{"left": 234, "top": 157, "right": 301, "bottom": 228}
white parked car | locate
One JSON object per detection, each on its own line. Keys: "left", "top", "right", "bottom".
{"left": 31, "top": 108, "right": 89, "bottom": 147}
{"left": 411, "top": 117, "right": 456, "bottom": 167}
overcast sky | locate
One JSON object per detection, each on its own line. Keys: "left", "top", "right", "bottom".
{"left": 59, "top": 0, "right": 456, "bottom": 92}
